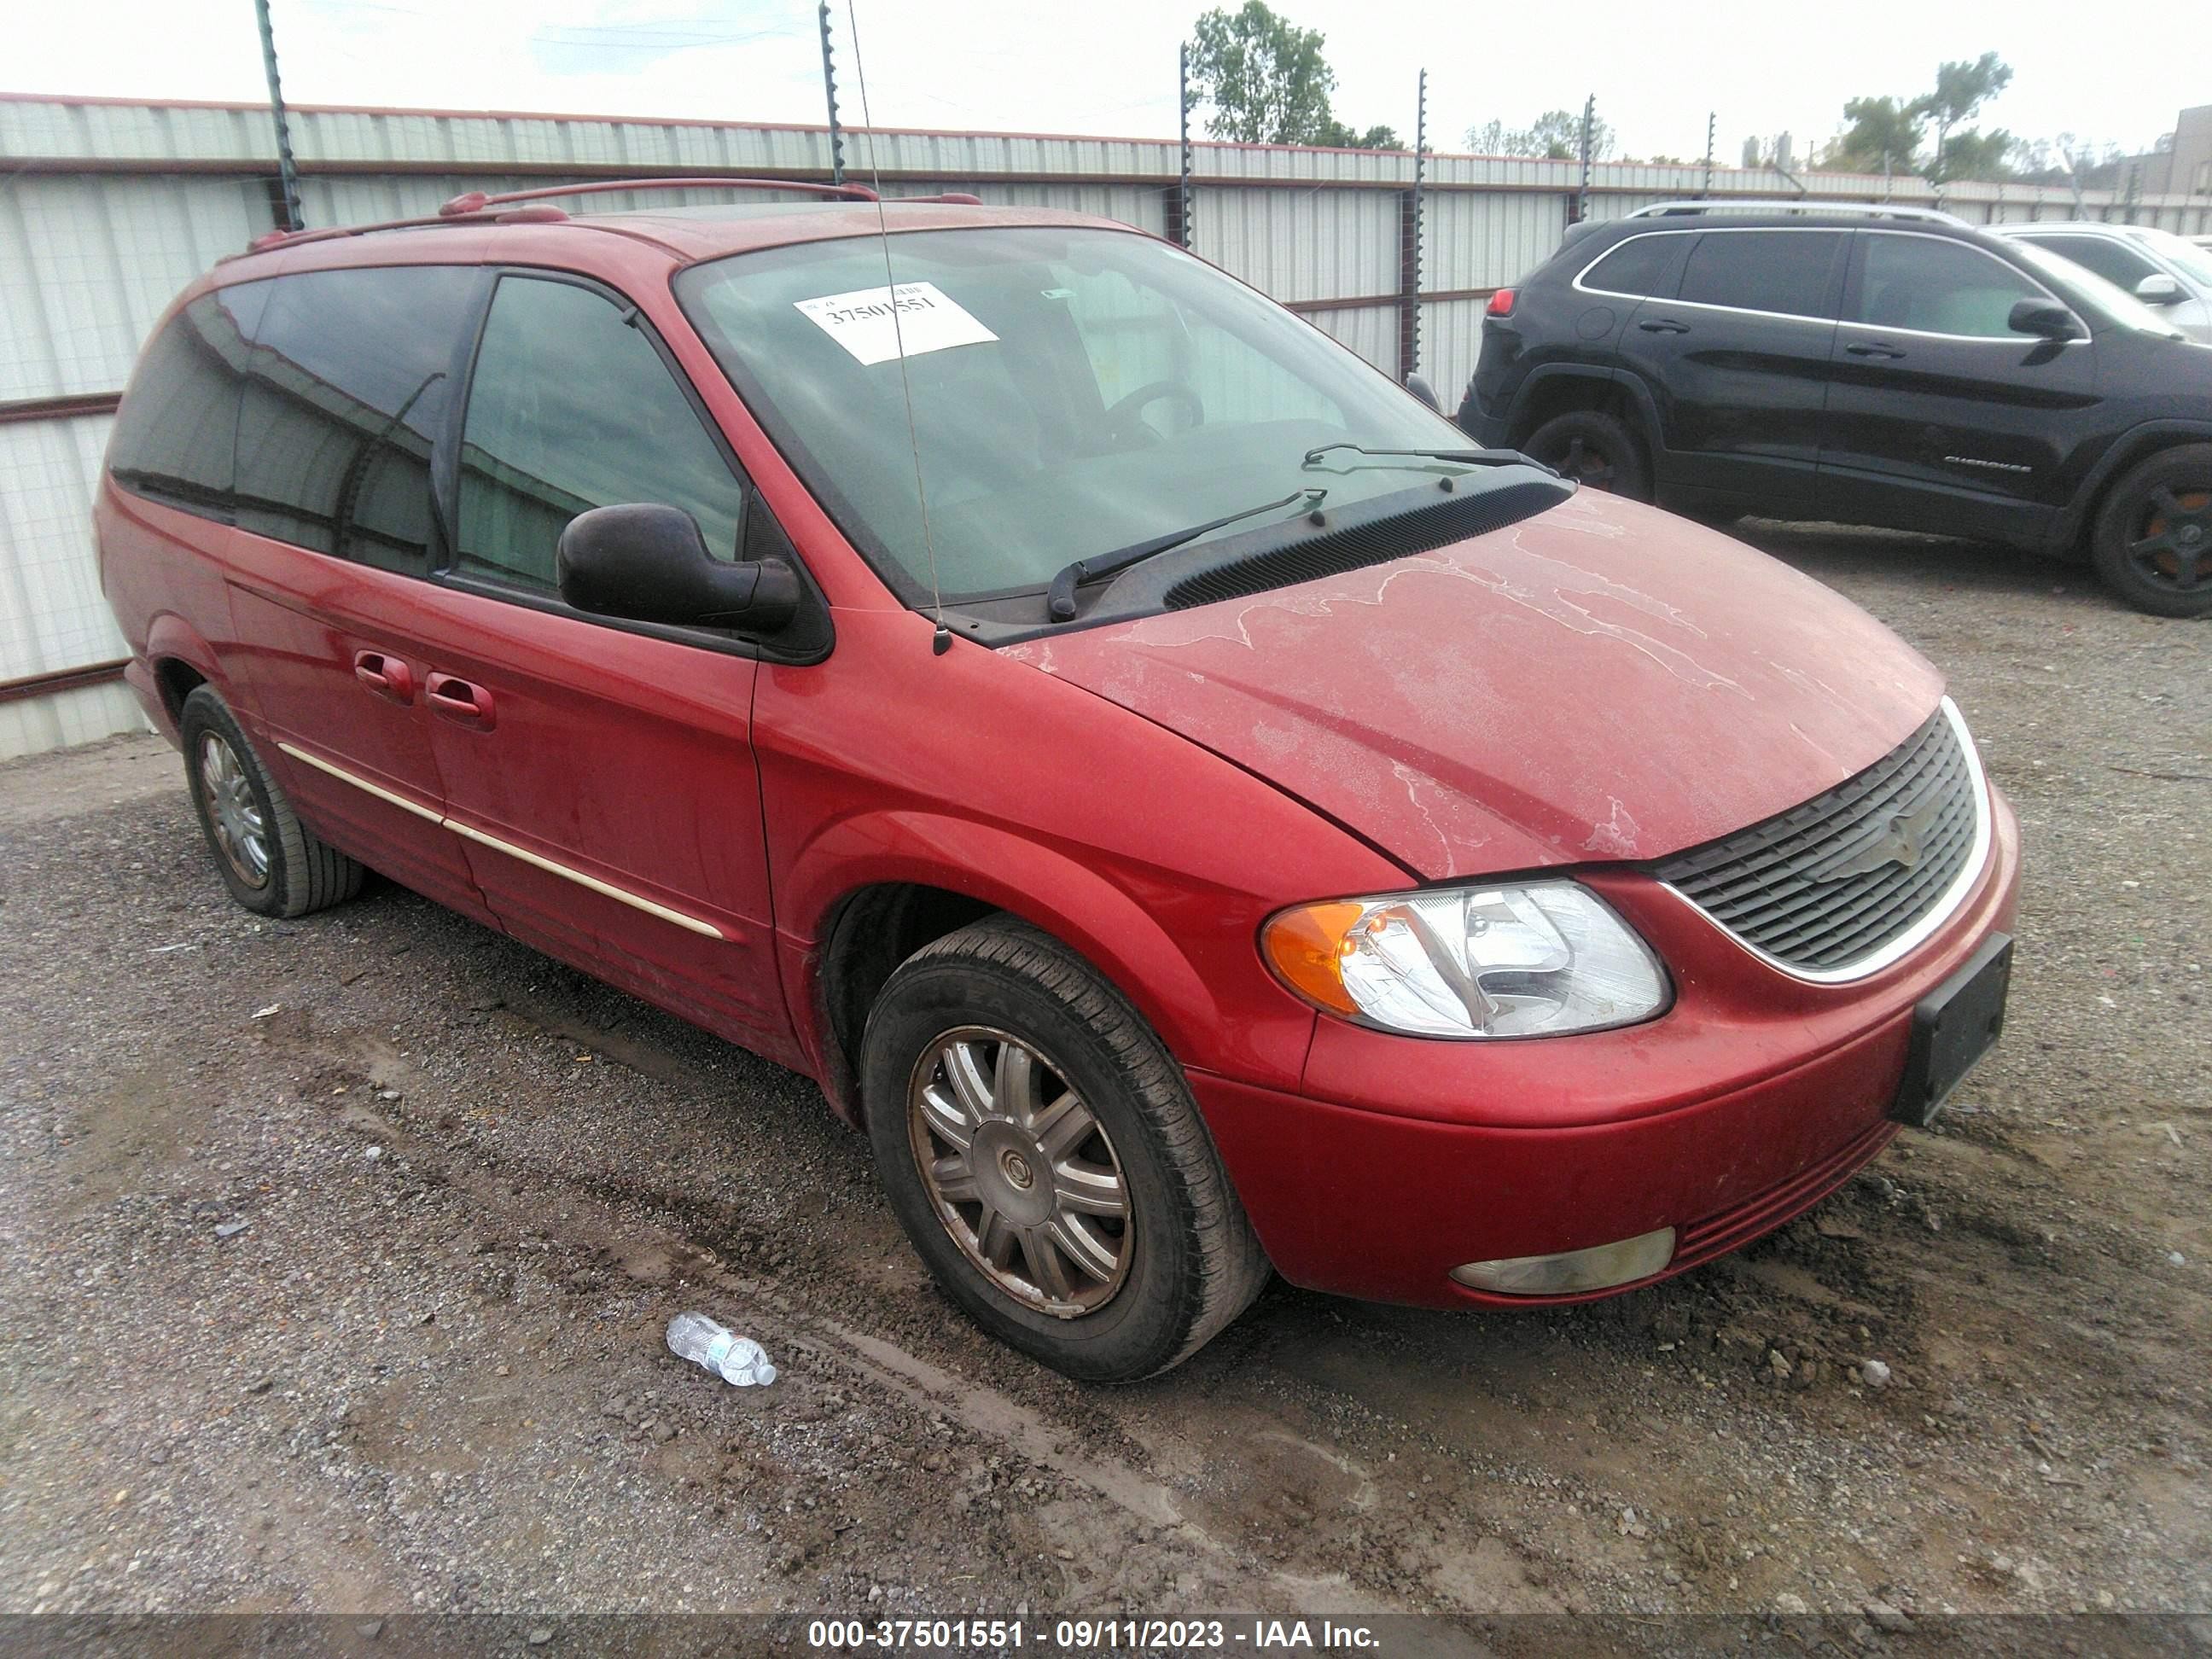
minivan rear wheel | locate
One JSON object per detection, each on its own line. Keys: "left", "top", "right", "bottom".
{"left": 860, "top": 917, "right": 1270, "bottom": 1382}
{"left": 2091, "top": 445, "right": 2212, "bottom": 618}
{"left": 179, "top": 686, "right": 366, "bottom": 917}
{"left": 1523, "top": 410, "right": 1652, "bottom": 502}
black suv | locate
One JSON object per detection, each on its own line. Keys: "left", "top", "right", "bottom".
{"left": 1456, "top": 201, "right": 2212, "bottom": 615}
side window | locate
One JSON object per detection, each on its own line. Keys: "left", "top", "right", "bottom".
{"left": 108, "top": 286, "right": 266, "bottom": 518}
{"left": 233, "top": 266, "right": 480, "bottom": 573}
{"left": 1677, "top": 231, "right": 1845, "bottom": 319}
{"left": 2023, "top": 235, "right": 2157, "bottom": 293}
{"left": 457, "top": 276, "right": 745, "bottom": 593}
{"left": 1853, "top": 236, "right": 2041, "bottom": 337}
{"left": 1580, "top": 234, "right": 1683, "bottom": 298}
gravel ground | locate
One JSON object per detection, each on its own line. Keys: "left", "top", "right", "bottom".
{"left": 1, "top": 524, "right": 2207, "bottom": 1639}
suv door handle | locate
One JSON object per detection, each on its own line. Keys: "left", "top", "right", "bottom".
{"left": 1846, "top": 341, "right": 1906, "bottom": 359}
{"left": 1638, "top": 317, "right": 1690, "bottom": 334}
{"left": 352, "top": 650, "right": 415, "bottom": 704}
{"left": 425, "top": 672, "right": 496, "bottom": 731}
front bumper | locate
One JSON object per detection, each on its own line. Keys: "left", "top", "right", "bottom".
{"left": 1191, "top": 787, "right": 2021, "bottom": 1309}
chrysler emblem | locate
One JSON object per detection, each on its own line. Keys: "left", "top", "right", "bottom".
{"left": 1818, "top": 791, "right": 1944, "bottom": 881}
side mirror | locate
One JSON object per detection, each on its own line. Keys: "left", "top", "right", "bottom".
{"left": 557, "top": 504, "right": 801, "bottom": 632}
{"left": 1404, "top": 372, "right": 1441, "bottom": 413}
{"left": 2133, "top": 272, "right": 2185, "bottom": 306}
{"left": 2007, "top": 298, "right": 2083, "bottom": 341}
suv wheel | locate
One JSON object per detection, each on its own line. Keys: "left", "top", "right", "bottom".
{"left": 861, "top": 917, "right": 1270, "bottom": 1382}
{"left": 1523, "top": 410, "right": 1651, "bottom": 502}
{"left": 2091, "top": 445, "right": 2212, "bottom": 617}
{"left": 179, "top": 686, "right": 366, "bottom": 917}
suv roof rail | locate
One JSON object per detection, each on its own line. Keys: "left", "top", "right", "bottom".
{"left": 1625, "top": 199, "right": 1971, "bottom": 227}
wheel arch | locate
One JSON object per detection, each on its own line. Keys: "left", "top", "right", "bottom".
{"left": 785, "top": 818, "right": 1238, "bottom": 1127}
{"left": 1507, "top": 365, "right": 1661, "bottom": 466}
{"left": 2054, "top": 419, "right": 2212, "bottom": 557}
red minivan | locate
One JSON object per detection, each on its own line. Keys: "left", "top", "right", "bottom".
{"left": 96, "top": 180, "right": 2020, "bottom": 1380}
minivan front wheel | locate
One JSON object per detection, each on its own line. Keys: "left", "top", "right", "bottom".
{"left": 861, "top": 918, "right": 1269, "bottom": 1382}
{"left": 178, "top": 686, "right": 365, "bottom": 917}
{"left": 1522, "top": 410, "right": 1652, "bottom": 502}
{"left": 2092, "top": 445, "right": 2212, "bottom": 618}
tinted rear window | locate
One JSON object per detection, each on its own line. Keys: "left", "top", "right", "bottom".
{"left": 1677, "top": 231, "right": 1845, "bottom": 319}
{"left": 1580, "top": 233, "right": 1683, "bottom": 297}
{"left": 2019, "top": 234, "right": 2158, "bottom": 292}
{"left": 108, "top": 286, "right": 267, "bottom": 518}
{"left": 233, "top": 265, "right": 482, "bottom": 573}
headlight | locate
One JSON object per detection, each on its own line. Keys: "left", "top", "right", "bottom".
{"left": 1261, "top": 882, "right": 1668, "bottom": 1039}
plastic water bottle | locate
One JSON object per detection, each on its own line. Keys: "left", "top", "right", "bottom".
{"left": 666, "top": 1313, "right": 777, "bottom": 1387}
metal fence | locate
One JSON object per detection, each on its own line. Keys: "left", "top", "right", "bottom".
{"left": 5, "top": 91, "right": 2209, "bottom": 759}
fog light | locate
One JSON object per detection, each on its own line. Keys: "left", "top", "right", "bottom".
{"left": 1450, "top": 1227, "right": 1676, "bottom": 1295}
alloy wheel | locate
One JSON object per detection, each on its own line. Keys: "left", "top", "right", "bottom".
{"left": 1557, "top": 434, "right": 1618, "bottom": 491}
{"left": 906, "top": 1026, "right": 1133, "bottom": 1318}
{"left": 197, "top": 731, "right": 270, "bottom": 889}
{"left": 2128, "top": 484, "right": 2212, "bottom": 593}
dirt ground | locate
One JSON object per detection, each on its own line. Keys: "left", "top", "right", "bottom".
{"left": 2, "top": 524, "right": 2207, "bottom": 1641}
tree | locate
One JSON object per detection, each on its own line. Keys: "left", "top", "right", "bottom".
{"left": 1464, "top": 109, "right": 1613, "bottom": 162}
{"left": 1939, "top": 128, "right": 2015, "bottom": 182}
{"left": 1825, "top": 95, "right": 1924, "bottom": 175}
{"left": 1318, "top": 119, "right": 1404, "bottom": 149}
{"left": 1188, "top": 3, "right": 1339, "bottom": 145}
{"left": 1919, "top": 52, "right": 2012, "bottom": 181}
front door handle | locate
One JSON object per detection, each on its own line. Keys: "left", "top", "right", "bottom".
{"left": 425, "top": 672, "right": 496, "bottom": 731}
{"left": 1846, "top": 341, "right": 1906, "bottom": 359}
{"left": 352, "top": 650, "right": 415, "bottom": 704}
{"left": 1638, "top": 317, "right": 1690, "bottom": 334}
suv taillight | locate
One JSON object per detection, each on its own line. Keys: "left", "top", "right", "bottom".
{"left": 1487, "top": 288, "right": 1516, "bottom": 317}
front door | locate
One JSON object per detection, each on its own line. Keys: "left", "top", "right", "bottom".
{"left": 413, "top": 272, "right": 791, "bottom": 1058}
{"left": 1613, "top": 227, "right": 1848, "bottom": 508}
{"left": 220, "top": 265, "right": 493, "bottom": 923}
{"left": 1818, "top": 229, "right": 2101, "bottom": 546}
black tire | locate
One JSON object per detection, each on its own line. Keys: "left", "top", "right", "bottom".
{"left": 1522, "top": 409, "right": 1652, "bottom": 503}
{"left": 2090, "top": 445, "right": 2212, "bottom": 618}
{"left": 861, "top": 917, "right": 1270, "bottom": 1382}
{"left": 179, "top": 686, "right": 365, "bottom": 917}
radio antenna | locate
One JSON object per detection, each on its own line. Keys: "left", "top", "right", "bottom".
{"left": 845, "top": 2, "right": 952, "bottom": 655}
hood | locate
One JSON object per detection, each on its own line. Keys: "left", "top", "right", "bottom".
{"left": 1004, "top": 491, "right": 1943, "bottom": 880}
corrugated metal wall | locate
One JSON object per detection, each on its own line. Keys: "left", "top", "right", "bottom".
{"left": 6, "top": 91, "right": 2211, "bottom": 758}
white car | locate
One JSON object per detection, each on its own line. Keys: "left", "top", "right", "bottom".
{"left": 1992, "top": 222, "right": 2212, "bottom": 344}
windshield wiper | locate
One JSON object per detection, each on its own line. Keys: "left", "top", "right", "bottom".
{"left": 1045, "top": 486, "right": 1324, "bottom": 620}
{"left": 1301, "top": 441, "right": 1534, "bottom": 469}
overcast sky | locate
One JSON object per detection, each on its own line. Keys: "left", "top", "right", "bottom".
{"left": 9, "top": 0, "right": 2195, "bottom": 167}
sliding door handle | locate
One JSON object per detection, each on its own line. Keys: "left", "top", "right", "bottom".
{"left": 352, "top": 650, "right": 415, "bottom": 703}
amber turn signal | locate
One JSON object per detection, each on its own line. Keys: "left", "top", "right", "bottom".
{"left": 1260, "top": 901, "right": 1365, "bottom": 1016}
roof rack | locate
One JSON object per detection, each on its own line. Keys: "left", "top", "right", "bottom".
{"left": 236, "top": 174, "right": 989, "bottom": 256}
{"left": 1625, "top": 199, "right": 1970, "bottom": 227}
{"left": 436, "top": 175, "right": 882, "bottom": 216}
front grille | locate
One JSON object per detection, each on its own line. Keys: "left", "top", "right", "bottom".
{"left": 1651, "top": 705, "right": 1982, "bottom": 975}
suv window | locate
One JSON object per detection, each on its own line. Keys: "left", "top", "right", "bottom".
{"left": 2019, "top": 233, "right": 2158, "bottom": 293}
{"left": 108, "top": 286, "right": 267, "bottom": 518}
{"left": 457, "top": 276, "right": 745, "bottom": 593}
{"left": 1854, "top": 234, "right": 2042, "bottom": 337}
{"left": 1580, "top": 233, "right": 1684, "bottom": 298}
{"left": 233, "top": 266, "right": 481, "bottom": 573}
{"left": 1676, "top": 231, "right": 1844, "bottom": 319}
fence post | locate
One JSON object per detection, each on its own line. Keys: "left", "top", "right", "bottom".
{"left": 1399, "top": 69, "right": 1427, "bottom": 387}
{"left": 817, "top": 3, "right": 847, "bottom": 186}
{"left": 1700, "top": 112, "right": 1714, "bottom": 199}
{"left": 253, "top": 0, "right": 303, "bottom": 231}
{"left": 1167, "top": 42, "right": 1195, "bottom": 250}
{"left": 1575, "top": 94, "right": 1595, "bottom": 223}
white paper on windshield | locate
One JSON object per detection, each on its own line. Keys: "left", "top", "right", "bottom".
{"left": 794, "top": 282, "right": 998, "bottom": 366}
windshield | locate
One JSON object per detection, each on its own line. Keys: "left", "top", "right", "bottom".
{"left": 675, "top": 226, "right": 1490, "bottom": 603}
{"left": 2009, "top": 239, "right": 2187, "bottom": 339}
{"left": 2132, "top": 227, "right": 2212, "bottom": 288}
